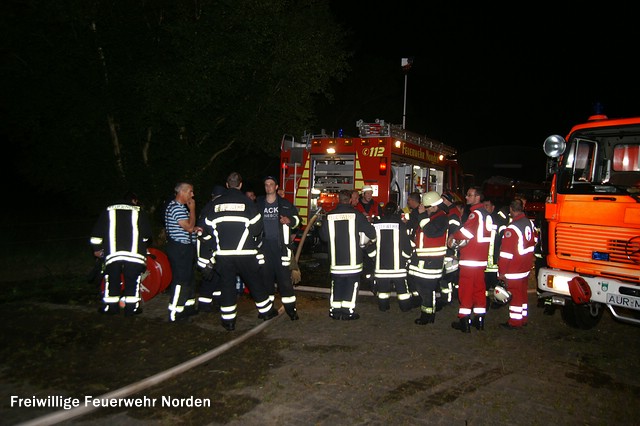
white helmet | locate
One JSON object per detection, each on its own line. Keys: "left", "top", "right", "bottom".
{"left": 361, "top": 185, "right": 373, "bottom": 194}
{"left": 493, "top": 283, "right": 512, "bottom": 304}
{"left": 422, "top": 191, "right": 443, "bottom": 207}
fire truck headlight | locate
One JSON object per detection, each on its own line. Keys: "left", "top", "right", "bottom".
{"left": 546, "top": 274, "right": 570, "bottom": 293}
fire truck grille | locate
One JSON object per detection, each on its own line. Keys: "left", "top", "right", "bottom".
{"left": 555, "top": 223, "right": 640, "bottom": 280}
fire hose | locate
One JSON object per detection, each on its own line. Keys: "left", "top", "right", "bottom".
{"left": 290, "top": 207, "right": 323, "bottom": 284}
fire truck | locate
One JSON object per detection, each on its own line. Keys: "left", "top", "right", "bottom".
{"left": 537, "top": 113, "right": 640, "bottom": 328}
{"left": 279, "top": 119, "right": 465, "bottom": 230}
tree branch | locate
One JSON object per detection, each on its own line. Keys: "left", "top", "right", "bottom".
{"left": 143, "top": 127, "right": 152, "bottom": 166}
{"left": 107, "top": 114, "right": 125, "bottom": 178}
{"left": 201, "top": 139, "right": 235, "bottom": 174}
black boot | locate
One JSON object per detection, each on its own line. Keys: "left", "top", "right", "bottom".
{"left": 378, "top": 298, "right": 391, "bottom": 312}
{"left": 451, "top": 316, "right": 471, "bottom": 333}
{"left": 285, "top": 306, "right": 299, "bottom": 321}
{"left": 221, "top": 319, "right": 236, "bottom": 331}
{"left": 414, "top": 311, "right": 435, "bottom": 325}
{"left": 473, "top": 315, "right": 485, "bottom": 331}
{"left": 259, "top": 307, "right": 279, "bottom": 321}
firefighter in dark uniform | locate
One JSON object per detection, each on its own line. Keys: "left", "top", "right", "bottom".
{"left": 438, "top": 192, "right": 462, "bottom": 307}
{"left": 200, "top": 172, "right": 278, "bottom": 331}
{"left": 196, "top": 185, "right": 227, "bottom": 313}
{"left": 407, "top": 191, "right": 449, "bottom": 325}
{"left": 372, "top": 201, "right": 413, "bottom": 312}
{"left": 355, "top": 185, "right": 380, "bottom": 287}
{"left": 256, "top": 175, "right": 301, "bottom": 321}
{"left": 401, "top": 191, "right": 423, "bottom": 307}
{"left": 90, "top": 191, "right": 152, "bottom": 316}
{"left": 483, "top": 198, "right": 509, "bottom": 307}
{"left": 320, "top": 189, "right": 376, "bottom": 320}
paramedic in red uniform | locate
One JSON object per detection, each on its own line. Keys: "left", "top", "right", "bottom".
{"left": 498, "top": 198, "right": 536, "bottom": 329}
{"left": 449, "top": 186, "right": 492, "bottom": 333}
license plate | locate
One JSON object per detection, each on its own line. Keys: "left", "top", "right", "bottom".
{"left": 606, "top": 293, "right": 640, "bottom": 309}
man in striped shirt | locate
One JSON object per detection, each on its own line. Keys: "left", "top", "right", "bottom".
{"left": 165, "top": 182, "right": 201, "bottom": 322}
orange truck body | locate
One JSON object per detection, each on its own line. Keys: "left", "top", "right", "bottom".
{"left": 537, "top": 115, "right": 640, "bottom": 328}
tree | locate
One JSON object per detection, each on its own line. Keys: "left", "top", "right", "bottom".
{"left": 1, "top": 0, "right": 349, "bottom": 218}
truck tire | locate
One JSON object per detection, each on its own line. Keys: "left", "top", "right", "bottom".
{"left": 560, "top": 301, "right": 603, "bottom": 329}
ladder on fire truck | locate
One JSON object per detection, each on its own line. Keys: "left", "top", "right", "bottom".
{"left": 356, "top": 119, "right": 457, "bottom": 157}
{"left": 280, "top": 119, "right": 458, "bottom": 205}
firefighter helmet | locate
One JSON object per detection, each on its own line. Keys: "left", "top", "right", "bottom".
{"left": 493, "top": 282, "right": 512, "bottom": 304}
{"left": 361, "top": 185, "right": 373, "bottom": 194}
{"left": 422, "top": 191, "right": 443, "bottom": 207}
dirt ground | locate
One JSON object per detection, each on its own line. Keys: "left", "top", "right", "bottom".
{"left": 2, "top": 257, "right": 640, "bottom": 426}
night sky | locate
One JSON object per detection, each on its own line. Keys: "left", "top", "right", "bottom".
{"left": 326, "top": 2, "right": 640, "bottom": 155}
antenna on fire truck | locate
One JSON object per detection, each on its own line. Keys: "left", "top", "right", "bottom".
{"left": 401, "top": 57, "right": 413, "bottom": 130}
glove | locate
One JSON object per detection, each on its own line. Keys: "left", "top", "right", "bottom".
{"left": 201, "top": 263, "right": 215, "bottom": 281}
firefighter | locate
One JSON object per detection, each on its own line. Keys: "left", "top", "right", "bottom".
{"left": 498, "top": 198, "right": 536, "bottom": 329}
{"left": 483, "top": 198, "right": 509, "bottom": 308}
{"left": 349, "top": 189, "right": 360, "bottom": 207}
{"left": 355, "top": 185, "right": 380, "bottom": 287}
{"left": 438, "top": 191, "right": 462, "bottom": 308}
{"left": 165, "top": 182, "right": 201, "bottom": 322}
{"left": 407, "top": 191, "right": 449, "bottom": 325}
{"left": 402, "top": 191, "right": 422, "bottom": 235}
{"left": 256, "top": 175, "right": 301, "bottom": 321}
{"left": 196, "top": 185, "right": 227, "bottom": 313}
{"left": 449, "top": 186, "right": 492, "bottom": 333}
{"left": 90, "top": 191, "right": 153, "bottom": 316}
{"left": 401, "top": 191, "right": 423, "bottom": 307}
{"left": 355, "top": 185, "right": 380, "bottom": 222}
{"left": 200, "top": 172, "right": 278, "bottom": 331}
{"left": 372, "top": 201, "right": 413, "bottom": 312}
{"left": 320, "top": 189, "right": 376, "bottom": 320}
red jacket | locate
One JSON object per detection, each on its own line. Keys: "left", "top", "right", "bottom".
{"left": 498, "top": 213, "right": 536, "bottom": 279}
{"left": 451, "top": 203, "right": 492, "bottom": 268}
{"left": 355, "top": 198, "right": 380, "bottom": 221}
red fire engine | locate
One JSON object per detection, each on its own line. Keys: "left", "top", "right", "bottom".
{"left": 279, "top": 119, "right": 465, "bottom": 228}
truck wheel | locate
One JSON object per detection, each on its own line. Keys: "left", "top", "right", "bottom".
{"left": 560, "top": 301, "right": 603, "bottom": 329}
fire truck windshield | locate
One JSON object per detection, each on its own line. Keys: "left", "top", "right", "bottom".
{"left": 557, "top": 137, "right": 640, "bottom": 195}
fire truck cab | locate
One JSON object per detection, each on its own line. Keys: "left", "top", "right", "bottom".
{"left": 537, "top": 114, "right": 640, "bottom": 328}
{"left": 279, "top": 119, "right": 465, "bottom": 229}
